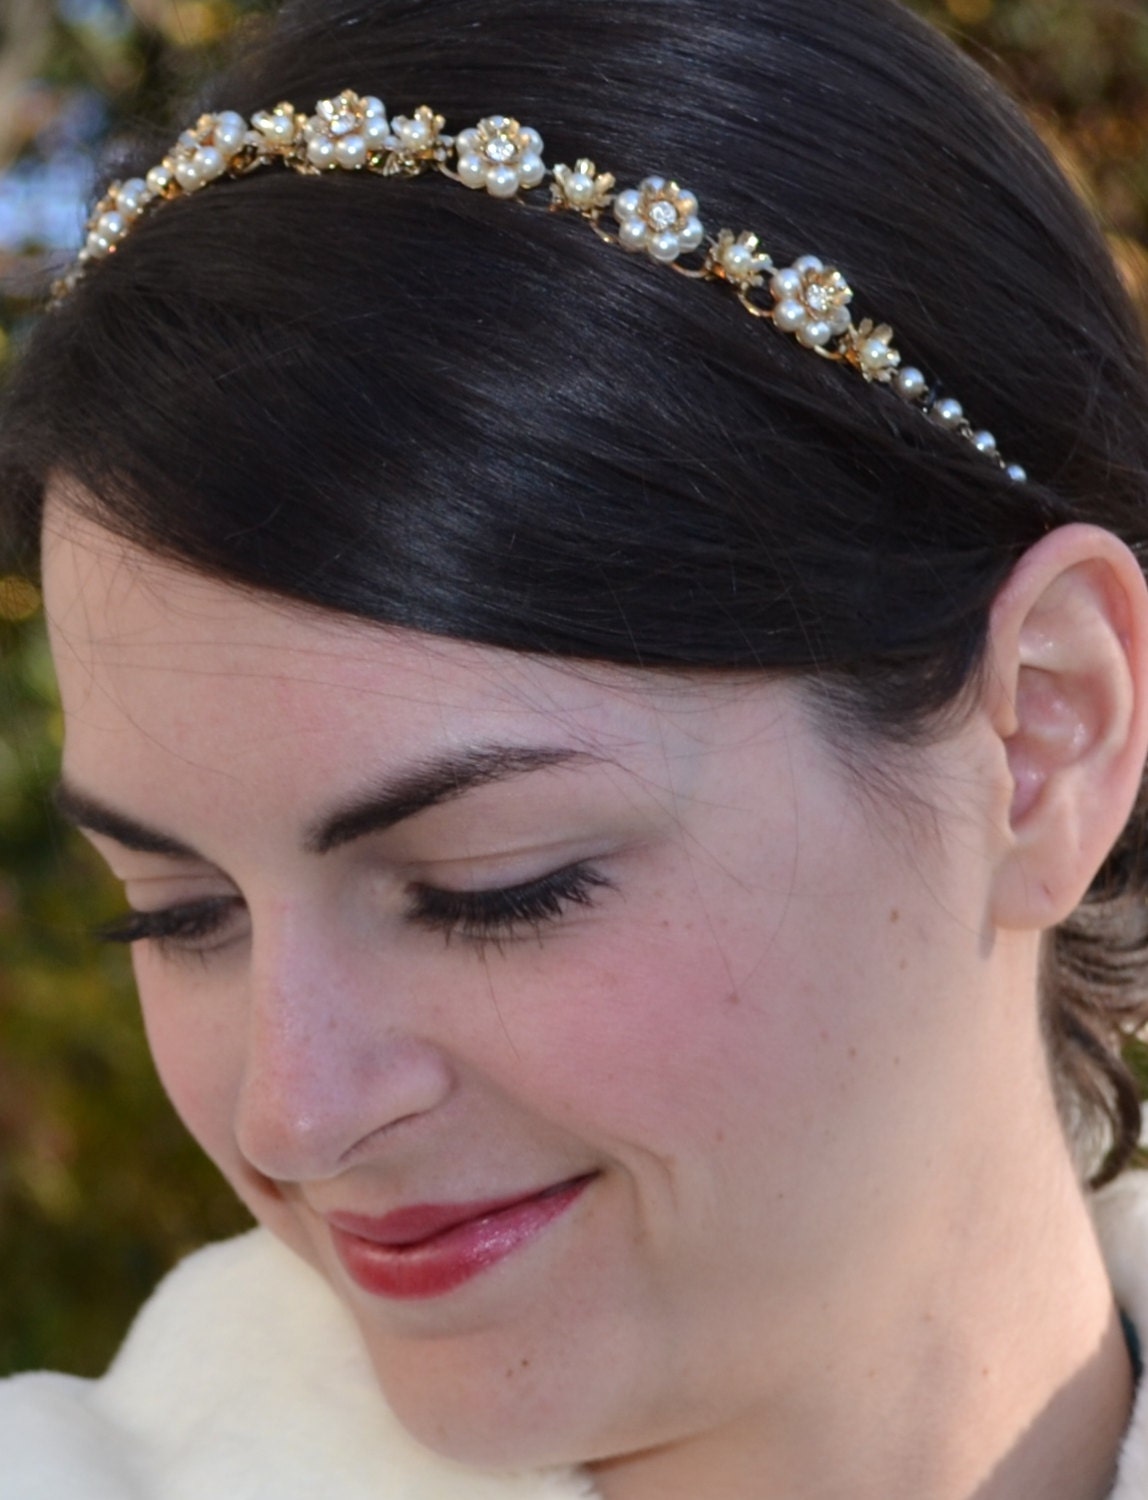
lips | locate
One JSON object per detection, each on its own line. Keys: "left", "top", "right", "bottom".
{"left": 327, "top": 1174, "right": 594, "bottom": 1300}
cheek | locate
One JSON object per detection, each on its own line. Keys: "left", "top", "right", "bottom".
{"left": 133, "top": 954, "right": 246, "bottom": 1174}
{"left": 480, "top": 899, "right": 841, "bottom": 1158}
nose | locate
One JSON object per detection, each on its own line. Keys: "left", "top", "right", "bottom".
{"left": 233, "top": 913, "right": 456, "bottom": 1182}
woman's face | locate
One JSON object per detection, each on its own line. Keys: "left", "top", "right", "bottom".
{"left": 43, "top": 507, "right": 1016, "bottom": 1470}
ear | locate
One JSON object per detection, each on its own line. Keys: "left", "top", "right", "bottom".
{"left": 987, "top": 524, "right": 1148, "bottom": 931}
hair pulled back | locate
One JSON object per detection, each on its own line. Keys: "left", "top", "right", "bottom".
{"left": 3, "top": 0, "right": 1148, "bottom": 1182}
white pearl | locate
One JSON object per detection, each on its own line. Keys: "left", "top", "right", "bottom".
{"left": 306, "top": 137, "right": 335, "bottom": 167}
{"left": 641, "top": 175, "right": 666, "bottom": 193}
{"left": 794, "top": 255, "right": 823, "bottom": 274}
{"left": 933, "top": 397, "right": 964, "bottom": 428}
{"left": 649, "top": 230, "right": 681, "bottom": 263}
{"left": 364, "top": 116, "right": 391, "bottom": 146}
{"left": 676, "top": 190, "right": 698, "bottom": 218}
{"left": 86, "top": 230, "right": 112, "bottom": 257}
{"left": 678, "top": 217, "right": 704, "bottom": 253}
{"left": 457, "top": 152, "right": 486, "bottom": 188}
{"left": 614, "top": 188, "right": 640, "bottom": 219}
{"left": 361, "top": 96, "right": 386, "bottom": 117}
{"left": 487, "top": 164, "right": 520, "bottom": 197}
{"left": 269, "top": 113, "right": 296, "bottom": 141}
{"left": 97, "top": 211, "right": 126, "bottom": 240}
{"left": 798, "top": 319, "right": 833, "bottom": 348}
{"left": 863, "top": 338, "right": 891, "bottom": 367}
{"left": 520, "top": 127, "right": 544, "bottom": 154}
{"left": 115, "top": 177, "right": 148, "bottom": 210}
{"left": 174, "top": 159, "right": 202, "bottom": 190}
{"left": 213, "top": 112, "right": 247, "bottom": 152}
{"left": 456, "top": 128, "right": 479, "bottom": 154}
{"left": 895, "top": 366, "right": 926, "bottom": 401}
{"left": 194, "top": 145, "right": 225, "bottom": 179}
{"left": 564, "top": 171, "right": 595, "bottom": 206}
{"left": 397, "top": 116, "right": 427, "bottom": 145}
{"left": 334, "top": 134, "right": 367, "bottom": 168}
{"left": 771, "top": 267, "right": 804, "bottom": 300}
{"left": 723, "top": 244, "right": 752, "bottom": 275}
{"left": 1007, "top": 464, "right": 1028, "bottom": 484}
{"left": 972, "top": 430, "right": 998, "bottom": 456}
{"left": 830, "top": 306, "right": 854, "bottom": 336}
{"left": 618, "top": 217, "right": 649, "bottom": 252}
{"left": 146, "top": 164, "right": 173, "bottom": 194}
{"left": 518, "top": 153, "right": 546, "bottom": 187}
{"left": 774, "top": 299, "right": 808, "bottom": 333}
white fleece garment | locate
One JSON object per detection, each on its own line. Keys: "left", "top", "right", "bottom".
{"left": 3, "top": 1177, "right": 1148, "bottom": 1498}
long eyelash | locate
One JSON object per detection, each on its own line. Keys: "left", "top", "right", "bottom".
{"left": 95, "top": 896, "right": 241, "bottom": 952}
{"left": 409, "top": 863, "right": 611, "bottom": 946}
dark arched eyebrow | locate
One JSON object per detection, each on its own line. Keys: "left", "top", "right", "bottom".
{"left": 53, "top": 783, "right": 199, "bottom": 858}
{"left": 53, "top": 744, "right": 602, "bottom": 859}
{"left": 303, "top": 745, "right": 600, "bottom": 854}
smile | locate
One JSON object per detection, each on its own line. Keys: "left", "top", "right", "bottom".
{"left": 326, "top": 1175, "right": 595, "bottom": 1300}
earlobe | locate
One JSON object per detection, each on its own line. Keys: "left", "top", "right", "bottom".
{"left": 988, "top": 525, "right": 1148, "bottom": 931}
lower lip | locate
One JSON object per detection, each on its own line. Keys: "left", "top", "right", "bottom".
{"left": 330, "top": 1177, "right": 593, "bottom": 1300}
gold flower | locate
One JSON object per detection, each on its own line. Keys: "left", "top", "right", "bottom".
{"left": 706, "top": 229, "right": 773, "bottom": 291}
{"left": 843, "top": 319, "right": 902, "bottom": 382}
{"left": 386, "top": 106, "right": 452, "bottom": 176}
{"left": 551, "top": 159, "right": 616, "bottom": 215}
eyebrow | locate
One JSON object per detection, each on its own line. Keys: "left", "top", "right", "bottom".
{"left": 53, "top": 744, "right": 601, "bottom": 860}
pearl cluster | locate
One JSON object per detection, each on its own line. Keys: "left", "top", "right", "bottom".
{"left": 770, "top": 258, "right": 855, "bottom": 350}
{"left": 455, "top": 117, "right": 545, "bottom": 198}
{"left": 52, "top": 88, "right": 1028, "bottom": 485}
{"left": 302, "top": 90, "right": 392, "bottom": 171}
{"left": 613, "top": 177, "right": 705, "bottom": 263}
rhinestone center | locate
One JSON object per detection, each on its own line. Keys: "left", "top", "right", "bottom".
{"left": 647, "top": 199, "right": 678, "bottom": 230}
{"left": 484, "top": 136, "right": 517, "bottom": 162}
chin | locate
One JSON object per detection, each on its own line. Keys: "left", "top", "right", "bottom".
{"left": 357, "top": 1327, "right": 618, "bottom": 1473}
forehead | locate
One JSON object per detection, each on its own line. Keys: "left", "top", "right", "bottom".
{"left": 40, "top": 501, "right": 792, "bottom": 800}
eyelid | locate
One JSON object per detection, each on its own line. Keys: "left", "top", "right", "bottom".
{"left": 407, "top": 860, "right": 613, "bottom": 946}
{"left": 81, "top": 831, "right": 225, "bottom": 890}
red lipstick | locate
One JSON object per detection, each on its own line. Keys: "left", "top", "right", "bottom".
{"left": 328, "top": 1175, "right": 593, "bottom": 1300}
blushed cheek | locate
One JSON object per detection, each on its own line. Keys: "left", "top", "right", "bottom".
{"left": 487, "top": 918, "right": 833, "bottom": 1157}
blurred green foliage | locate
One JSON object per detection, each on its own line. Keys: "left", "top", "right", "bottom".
{"left": 1, "top": 0, "right": 1147, "bottom": 1379}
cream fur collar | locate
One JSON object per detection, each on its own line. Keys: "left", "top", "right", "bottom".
{"left": 2, "top": 1179, "right": 1148, "bottom": 1498}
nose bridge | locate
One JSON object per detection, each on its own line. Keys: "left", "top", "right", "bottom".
{"left": 233, "top": 904, "right": 455, "bottom": 1181}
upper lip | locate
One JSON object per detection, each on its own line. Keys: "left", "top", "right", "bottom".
{"left": 326, "top": 1175, "right": 594, "bottom": 1249}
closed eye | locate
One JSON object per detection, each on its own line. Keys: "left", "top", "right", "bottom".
{"left": 408, "top": 862, "right": 613, "bottom": 947}
{"left": 94, "top": 863, "right": 612, "bottom": 960}
{"left": 96, "top": 895, "right": 245, "bottom": 955}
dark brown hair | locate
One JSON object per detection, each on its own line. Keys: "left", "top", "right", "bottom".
{"left": 3, "top": 0, "right": 1148, "bottom": 1181}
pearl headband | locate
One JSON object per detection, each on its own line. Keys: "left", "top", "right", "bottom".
{"left": 54, "top": 89, "right": 1028, "bottom": 484}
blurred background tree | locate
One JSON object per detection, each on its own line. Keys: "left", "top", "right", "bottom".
{"left": 0, "top": 0, "right": 1146, "bottom": 1378}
